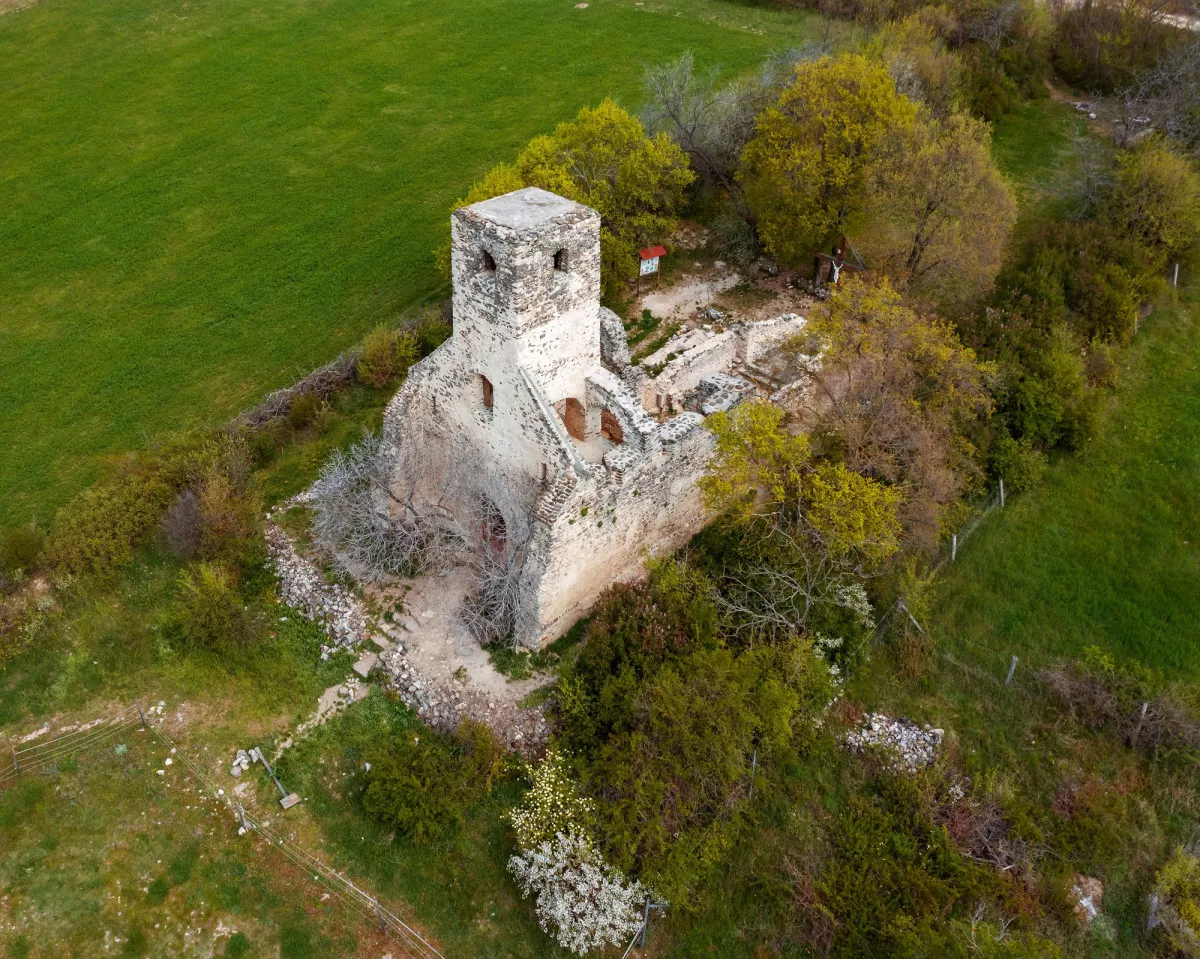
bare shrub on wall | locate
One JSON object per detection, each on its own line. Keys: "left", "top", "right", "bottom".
{"left": 311, "top": 432, "right": 462, "bottom": 582}
{"left": 456, "top": 487, "right": 539, "bottom": 647}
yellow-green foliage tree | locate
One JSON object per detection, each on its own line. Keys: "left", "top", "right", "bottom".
{"left": 793, "top": 277, "right": 991, "bottom": 550}
{"left": 1110, "top": 137, "right": 1200, "bottom": 265}
{"left": 738, "top": 54, "right": 918, "bottom": 265}
{"left": 872, "top": 11, "right": 964, "bottom": 118}
{"left": 442, "top": 99, "right": 693, "bottom": 301}
{"left": 857, "top": 110, "right": 1017, "bottom": 307}
{"left": 701, "top": 399, "right": 902, "bottom": 565}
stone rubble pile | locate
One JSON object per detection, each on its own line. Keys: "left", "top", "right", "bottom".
{"left": 844, "top": 713, "right": 944, "bottom": 773}
{"left": 263, "top": 503, "right": 549, "bottom": 755}
{"left": 230, "top": 749, "right": 252, "bottom": 778}
{"left": 265, "top": 523, "right": 368, "bottom": 652}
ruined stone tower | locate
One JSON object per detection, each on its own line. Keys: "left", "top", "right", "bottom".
{"left": 379, "top": 188, "right": 729, "bottom": 647}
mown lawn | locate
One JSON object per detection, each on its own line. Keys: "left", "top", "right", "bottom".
{"left": 0, "top": 0, "right": 823, "bottom": 528}
{"left": 930, "top": 268, "right": 1200, "bottom": 678}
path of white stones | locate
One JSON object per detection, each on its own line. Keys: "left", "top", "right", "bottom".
{"left": 263, "top": 514, "right": 548, "bottom": 759}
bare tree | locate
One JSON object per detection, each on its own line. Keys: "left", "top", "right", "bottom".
{"left": 967, "top": 1, "right": 1022, "bottom": 56}
{"left": 714, "top": 524, "right": 877, "bottom": 644}
{"left": 1119, "top": 31, "right": 1200, "bottom": 153}
{"left": 642, "top": 46, "right": 827, "bottom": 218}
{"left": 311, "top": 432, "right": 464, "bottom": 582}
{"left": 1053, "top": 134, "right": 1118, "bottom": 219}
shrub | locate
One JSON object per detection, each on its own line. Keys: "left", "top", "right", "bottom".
{"left": 362, "top": 720, "right": 502, "bottom": 844}
{"left": 44, "top": 469, "right": 175, "bottom": 575}
{"left": 169, "top": 562, "right": 262, "bottom": 655}
{"left": 809, "top": 773, "right": 997, "bottom": 957}
{"left": 510, "top": 748, "right": 597, "bottom": 851}
{"left": 356, "top": 325, "right": 418, "bottom": 388}
{"left": 414, "top": 304, "right": 452, "bottom": 356}
{"left": 160, "top": 438, "right": 263, "bottom": 565}
{"left": 989, "top": 433, "right": 1047, "bottom": 494}
{"left": 0, "top": 524, "right": 43, "bottom": 578}
{"left": 1039, "top": 650, "right": 1200, "bottom": 757}
{"left": 286, "top": 392, "right": 321, "bottom": 430}
{"left": 1154, "top": 848, "right": 1200, "bottom": 957}
{"left": 1110, "top": 137, "right": 1200, "bottom": 265}
{"left": 1084, "top": 341, "right": 1119, "bottom": 389}
{"left": 161, "top": 490, "right": 203, "bottom": 559}
{"left": 508, "top": 828, "right": 646, "bottom": 956}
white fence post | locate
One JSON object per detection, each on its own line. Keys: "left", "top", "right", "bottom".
{"left": 1005, "top": 655, "right": 1019, "bottom": 686}
{"left": 951, "top": 534, "right": 957, "bottom": 563}
{"left": 999, "top": 478, "right": 1005, "bottom": 508}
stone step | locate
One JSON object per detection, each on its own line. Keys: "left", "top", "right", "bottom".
{"left": 352, "top": 652, "right": 378, "bottom": 679}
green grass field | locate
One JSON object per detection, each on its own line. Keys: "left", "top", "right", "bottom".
{"left": 932, "top": 272, "right": 1200, "bottom": 678}
{"left": 0, "top": 0, "right": 822, "bottom": 529}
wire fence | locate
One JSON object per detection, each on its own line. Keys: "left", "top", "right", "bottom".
{"left": 0, "top": 704, "right": 447, "bottom": 959}
{"left": 0, "top": 706, "right": 142, "bottom": 788}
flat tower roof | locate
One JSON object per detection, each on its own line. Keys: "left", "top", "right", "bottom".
{"left": 463, "top": 187, "right": 593, "bottom": 230}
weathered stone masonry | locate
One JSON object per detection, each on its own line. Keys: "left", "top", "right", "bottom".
{"left": 379, "top": 187, "right": 801, "bottom": 648}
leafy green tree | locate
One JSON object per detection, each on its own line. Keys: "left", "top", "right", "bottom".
{"left": 857, "top": 110, "right": 1017, "bottom": 306}
{"left": 583, "top": 639, "right": 835, "bottom": 903}
{"left": 1110, "top": 137, "right": 1200, "bottom": 264}
{"left": 739, "top": 54, "right": 918, "bottom": 264}
{"left": 443, "top": 99, "right": 693, "bottom": 300}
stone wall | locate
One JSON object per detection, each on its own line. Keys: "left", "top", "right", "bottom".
{"left": 378, "top": 187, "right": 781, "bottom": 649}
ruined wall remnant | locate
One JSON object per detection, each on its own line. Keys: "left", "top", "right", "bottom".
{"left": 378, "top": 188, "right": 804, "bottom": 648}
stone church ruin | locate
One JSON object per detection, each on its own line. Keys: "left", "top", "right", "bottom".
{"left": 378, "top": 187, "right": 805, "bottom": 648}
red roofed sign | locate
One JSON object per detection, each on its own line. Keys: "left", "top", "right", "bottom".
{"left": 638, "top": 245, "right": 665, "bottom": 277}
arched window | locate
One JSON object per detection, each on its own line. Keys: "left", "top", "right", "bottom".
{"left": 562, "top": 397, "right": 586, "bottom": 441}
{"left": 481, "top": 249, "right": 496, "bottom": 272}
{"left": 480, "top": 374, "right": 494, "bottom": 411}
{"left": 480, "top": 501, "right": 507, "bottom": 556}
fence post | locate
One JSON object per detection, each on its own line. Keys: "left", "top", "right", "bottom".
{"left": 10, "top": 747, "right": 18, "bottom": 776}
{"left": 1132, "top": 701, "right": 1149, "bottom": 749}
{"left": 951, "top": 534, "right": 957, "bottom": 563}
{"left": 375, "top": 900, "right": 386, "bottom": 932}
{"left": 999, "top": 478, "right": 1005, "bottom": 509}
{"left": 237, "top": 804, "right": 250, "bottom": 833}
{"left": 1005, "top": 655, "right": 1019, "bottom": 686}
{"left": 1174, "top": 262, "right": 1180, "bottom": 289}
{"left": 135, "top": 701, "right": 147, "bottom": 731}
{"left": 748, "top": 749, "right": 758, "bottom": 801}
{"left": 638, "top": 896, "right": 651, "bottom": 948}
{"left": 1147, "top": 892, "right": 1160, "bottom": 932}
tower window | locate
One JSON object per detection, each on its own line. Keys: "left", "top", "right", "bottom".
{"left": 481, "top": 250, "right": 496, "bottom": 273}
{"left": 552, "top": 248, "right": 568, "bottom": 272}
{"left": 480, "top": 374, "right": 494, "bottom": 411}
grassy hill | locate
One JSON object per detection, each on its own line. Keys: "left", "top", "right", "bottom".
{"left": 0, "top": 0, "right": 821, "bottom": 528}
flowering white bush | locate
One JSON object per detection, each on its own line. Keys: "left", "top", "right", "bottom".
{"left": 509, "top": 748, "right": 595, "bottom": 850}
{"left": 509, "top": 828, "right": 646, "bottom": 955}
